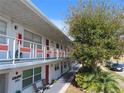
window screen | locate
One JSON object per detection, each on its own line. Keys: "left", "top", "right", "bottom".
{"left": 22, "top": 69, "right": 33, "bottom": 89}
{"left": 24, "top": 30, "right": 33, "bottom": 42}
{"left": 33, "top": 34, "right": 41, "bottom": 44}
{"left": 0, "top": 20, "right": 6, "bottom": 44}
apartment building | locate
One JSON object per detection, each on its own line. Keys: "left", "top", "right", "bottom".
{"left": 0, "top": 0, "right": 71, "bottom": 93}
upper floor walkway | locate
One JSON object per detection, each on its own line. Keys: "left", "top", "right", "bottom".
{"left": 0, "top": 0, "right": 71, "bottom": 68}
{"left": 0, "top": 34, "right": 70, "bottom": 65}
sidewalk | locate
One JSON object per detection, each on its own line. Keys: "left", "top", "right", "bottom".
{"left": 44, "top": 64, "right": 81, "bottom": 93}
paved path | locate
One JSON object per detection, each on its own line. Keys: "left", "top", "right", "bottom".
{"left": 116, "top": 71, "right": 124, "bottom": 77}
{"left": 117, "top": 79, "right": 124, "bottom": 88}
{"left": 44, "top": 64, "right": 81, "bottom": 93}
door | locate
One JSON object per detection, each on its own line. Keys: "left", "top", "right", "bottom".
{"left": 0, "top": 74, "right": 6, "bottom": 93}
{"left": 61, "top": 62, "right": 63, "bottom": 74}
{"left": 45, "top": 65, "right": 49, "bottom": 84}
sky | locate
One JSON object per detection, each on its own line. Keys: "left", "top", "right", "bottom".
{"left": 31, "top": 0, "right": 124, "bottom": 35}
{"left": 31, "top": 0, "right": 77, "bottom": 35}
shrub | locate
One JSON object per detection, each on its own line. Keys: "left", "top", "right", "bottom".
{"left": 75, "top": 70, "right": 121, "bottom": 93}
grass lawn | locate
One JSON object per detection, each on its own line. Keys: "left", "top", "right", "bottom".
{"left": 65, "top": 84, "right": 83, "bottom": 93}
{"left": 120, "top": 88, "right": 124, "bottom": 93}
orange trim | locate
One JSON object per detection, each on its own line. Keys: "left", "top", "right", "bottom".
{"left": 0, "top": 44, "right": 8, "bottom": 51}
{"left": 37, "top": 49, "right": 43, "bottom": 54}
{"left": 20, "top": 47, "right": 31, "bottom": 52}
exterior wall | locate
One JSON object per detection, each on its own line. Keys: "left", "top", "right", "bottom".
{"left": 7, "top": 65, "right": 43, "bottom": 93}
{"left": 0, "top": 15, "right": 49, "bottom": 46}
{"left": 49, "top": 62, "right": 61, "bottom": 84}
{"left": 0, "top": 16, "right": 12, "bottom": 37}
{"left": 0, "top": 13, "right": 70, "bottom": 93}
{"left": 0, "top": 15, "right": 68, "bottom": 60}
{"left": 0, "top": 16, "right": 12, "bottom": 59}
{"left": 62, "top": 61, "right": 70, "bottom": 74}
{"left": 8, "top": 68, "right": 22, "bottom": 93}
{"left": 21, "top": 65, "right": 42, "bottom": 93}
{"left": 0, "top": 72, "right": 9, "bottom": 93}
{"left": 0, "top": 60, "right": 70, "bottom": 93}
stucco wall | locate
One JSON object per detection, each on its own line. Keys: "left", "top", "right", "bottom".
{"left": 5, "top": 61, "right": 70, "bottom": 93}
{"left": 0, "top": 14, "right": 70, "bottom": 93}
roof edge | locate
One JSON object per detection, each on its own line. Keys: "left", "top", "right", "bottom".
{"left": 21, "top": 0, "right": 71, "bottom": 42}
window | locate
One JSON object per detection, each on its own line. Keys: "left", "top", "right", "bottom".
{"left": 0, "top": 20, "right": 6, "bottom": 35}
{"left": 61, "top": 45, "right": 63, "bottom": 49}
{"left": 24, "top": 30, "right": 33, "bottom": 47}
{"left": 24, "top": 30, "right": 33, "bottom": 42}
{"left": 23, "top": 77, "right": 33, "bottom": 89}
{"left": 64, "top": 63, "right": 67, "bottom": 68}
{"left": 22, "top": 69, "right": 33, "bottom": 88}
{"left": 23, "top": 69, "right": 33, "bottom": 78}
{"left": 22, "top": 67, "right": 42, "bottom": 89}
{"left": 24, "top": 30, "right": 42, "bottom": 47}
{"left": 34, "top": 67, "right": 41, "bottom": 82}
{"left": 33, "top": 34, "right": 42, "bottom": 44}
{"left": 0, "top": 20, "right": 7, "bottom": 44}
{"left": 56, "top": 43, "right": 59, "bottom": 49}
{"left": 68, "top": 63, "right": 70, "bottom": 67}
{"left": 33, "top": 34, "right": 42, "bottom": 50}
{"left": 54, "top": 63, "right": 59, "bottom": 71}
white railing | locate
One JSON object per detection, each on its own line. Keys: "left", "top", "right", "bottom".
{"left": 0, "top": 34, "right": 69, "bottom": 64}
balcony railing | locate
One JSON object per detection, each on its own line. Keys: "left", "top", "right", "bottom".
{"left": 0, "top": 34, "right": 69, "bottom": 64}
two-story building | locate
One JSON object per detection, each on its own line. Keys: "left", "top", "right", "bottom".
{"left": 0, "top": 0, "right": 71, "bottom": 93}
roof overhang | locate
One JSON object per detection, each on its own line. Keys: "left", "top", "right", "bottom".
{"left": 0, "top": 0, "right": 71, "bottom": 46}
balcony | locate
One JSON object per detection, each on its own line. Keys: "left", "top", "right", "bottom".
{"left": 0, "top": 34, "right": 69, "bottom": 65}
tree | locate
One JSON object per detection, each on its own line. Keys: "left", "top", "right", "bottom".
{"left": 66, "top": 0, "right": 124, "bottom": 69}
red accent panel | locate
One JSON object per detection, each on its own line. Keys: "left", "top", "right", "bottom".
{"left": 46, "top": 54, "right": 50, "bottom": 58}
{"left": 46, "top": 39, "right": 49, "bottom": 46}
{"left": 46, "top": 46, "right": 49, "bottom": 50}
{"left": 18, "top": 33, "right": 22, "bottom": 45}
{"left": 20, "top": 47, "right": 31, "bottom": 52}
{"left": 37, "top": 49, "right": 43, "bottom": 54}
{"left": 0, "top": 44, "right": 8, "bottom": 51}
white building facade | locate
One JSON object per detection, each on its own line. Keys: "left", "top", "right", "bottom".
{"left": 0, "top": 0, "right": 71, "bottom": 93}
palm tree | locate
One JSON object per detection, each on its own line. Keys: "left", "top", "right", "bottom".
{"left": 75, "top": 68, "right": 121, "bottom": 93}
{"left": 95, "top": 72, "right": 121, "bottom": 93}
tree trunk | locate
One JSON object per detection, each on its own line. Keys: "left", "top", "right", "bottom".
{"left": 91, "top": 60, "right": 99, "bottom": 72}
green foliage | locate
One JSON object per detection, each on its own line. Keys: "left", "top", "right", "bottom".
{"left": 66, "top": 0, "right": 124, "bottom": 66}
{"left": 75, "top": 69, "right": 121, "bottom": 93}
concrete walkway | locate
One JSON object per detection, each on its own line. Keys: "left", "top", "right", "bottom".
{"left": 44, "top": 64, "right": 81, "bottom": 93}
